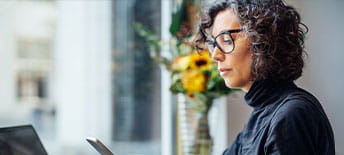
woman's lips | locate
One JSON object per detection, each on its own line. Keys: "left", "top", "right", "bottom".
{"left": 218, "top": 68, "right": 232, "bottom": 76}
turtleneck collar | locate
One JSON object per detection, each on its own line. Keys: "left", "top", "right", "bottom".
{"left": 244, "top": 78, "right": 297, "bottom": 110}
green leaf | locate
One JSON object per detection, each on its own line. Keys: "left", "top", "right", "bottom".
{"left": 170, "top": 79, "right": 186, "bottom": 94}
{"left": 169, "top": 1, "right": 187, "bottom": 36}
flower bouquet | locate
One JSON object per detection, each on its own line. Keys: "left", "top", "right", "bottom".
{"left": 135, "top": 0, "right": 237, "bottom": 154}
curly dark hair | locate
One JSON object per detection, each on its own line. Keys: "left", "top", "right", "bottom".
{"left": 194, "top": 0, "right": 308, "bottom": 81}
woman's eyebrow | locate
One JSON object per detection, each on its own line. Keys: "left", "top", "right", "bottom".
{"left": 209, "top": 30, "right": 224, "bottom": 39}
{"left": 212, "top": 29, "right": 229, "bottom": 38}
{"left": 218, "top": 29, "right": 231, "bottom": 34}
{"left": 213, "top": 28, "right": 238, "bottom": 37}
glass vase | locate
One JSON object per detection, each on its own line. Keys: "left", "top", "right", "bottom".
{"left": 178, "top": 95, "right": 213, "bottom": 155}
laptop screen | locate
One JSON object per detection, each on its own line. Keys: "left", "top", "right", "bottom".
{"left": 0, "top": 125, "right": 48, "bottom": 155}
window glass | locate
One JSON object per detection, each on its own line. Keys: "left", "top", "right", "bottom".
{"left": 112, "top": 0, "right": 161, "bottom": 154}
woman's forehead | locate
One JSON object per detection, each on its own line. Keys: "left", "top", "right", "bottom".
{"left": 212, "top": 9, "right": 241, "bottom": 37}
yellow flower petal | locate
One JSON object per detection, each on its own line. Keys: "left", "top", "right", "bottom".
{"left": 181, "top": 70, "right": 206, "bottom": 94}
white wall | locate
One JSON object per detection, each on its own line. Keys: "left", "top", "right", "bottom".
{"left": 0, "top": 10, "right": 17, "bottom": 122}
{"left": 226, "top": 92, "right": 252, "bottom": 145}
{"left": 54, "top": 1, "right": 112, "bottom": 154}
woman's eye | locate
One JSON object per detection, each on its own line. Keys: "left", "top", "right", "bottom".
{"left": 219, "top": 34, "right": 233, "bottom": 44}
{"left": 223, "top": 36, "right": 233, "bottom": 44}
{"left": 224, "top": 39, "right": 233, "bottom": 44}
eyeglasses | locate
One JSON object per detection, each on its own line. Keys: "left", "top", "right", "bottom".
{"left": 200, "top": 29, "right": 242, "bottom": 54}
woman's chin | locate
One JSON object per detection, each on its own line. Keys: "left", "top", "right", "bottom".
{"left": 224, "top": 79, "right": 235, "bottom": 89}
{"left": 224, "top": 79, "right": 242, "bottom": 90}
{"left": 224, "top": 78, "right": 254, "bottom": 92}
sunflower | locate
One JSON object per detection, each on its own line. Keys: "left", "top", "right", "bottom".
{"left": 189, "top": 52, "right": 212, "bottom": 71}
{"left": 181, "top": 70, "right": 206, "bottom": 94}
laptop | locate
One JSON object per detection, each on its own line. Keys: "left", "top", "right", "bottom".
{"left": 0, "top": 125, "right": 48, "bottom": 155}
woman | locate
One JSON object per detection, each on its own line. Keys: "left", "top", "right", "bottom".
{"left": 194, "top": 0, "right": 335, "bottom": 154}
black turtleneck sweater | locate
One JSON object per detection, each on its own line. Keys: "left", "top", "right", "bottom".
{"left": 223, "top": 79, "right": 335, "bottom": 155}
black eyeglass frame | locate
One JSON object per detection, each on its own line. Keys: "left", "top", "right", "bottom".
{"left": 205, "top": 29, "right": 243, "bottom": 54}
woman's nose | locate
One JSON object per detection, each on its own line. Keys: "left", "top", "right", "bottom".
{"left": 211, "top": 47, "right": 225, "bottom": 62}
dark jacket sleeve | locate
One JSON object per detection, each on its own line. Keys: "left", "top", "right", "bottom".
{"left": 264, "top": 97, "right": 332, "bottom": 155}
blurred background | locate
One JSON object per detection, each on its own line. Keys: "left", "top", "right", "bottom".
{"left": 0, "top": 0, "right": 343, "bottom": 155}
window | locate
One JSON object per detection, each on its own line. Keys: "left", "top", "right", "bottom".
{"left": 0, "top": 0, "right": 56, "bottom": 142}
{"left": 111, "top": 0, "right": 162, "bottom": 154}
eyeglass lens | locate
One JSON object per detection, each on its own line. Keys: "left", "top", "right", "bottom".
{"left": 206, "top": 33, "right": 234, "bottom": 54}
